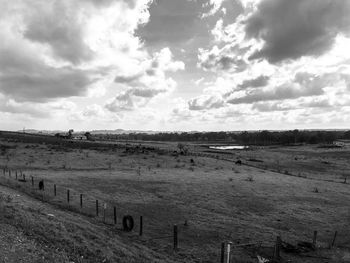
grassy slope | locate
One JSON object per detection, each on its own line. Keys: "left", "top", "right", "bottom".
{"left": 0, "top": 185, "right": 179, "bottom": 263}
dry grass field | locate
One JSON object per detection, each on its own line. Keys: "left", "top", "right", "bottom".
{"left": 1, "top": 132, "right": 350, "bottom": 262}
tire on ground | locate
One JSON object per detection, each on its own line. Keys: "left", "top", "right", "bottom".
{"left": 122, "top": 215, "right": 134, "bottom": 232}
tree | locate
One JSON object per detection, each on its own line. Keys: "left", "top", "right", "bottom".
{"left": 85, "top": 132, "right": 93, "bottom": 141}
{"left": 68, "top": 129, "right": 74, "bottom": 139}
{"left": 177, "top": 143, "right": 188, "bottom": 155}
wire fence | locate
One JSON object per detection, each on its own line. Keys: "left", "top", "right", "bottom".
{"left": 0, "top": 167, "right": 188, "bottom": 252}
{"left": 0, "top": 166, "right": 348, "bottom": 263}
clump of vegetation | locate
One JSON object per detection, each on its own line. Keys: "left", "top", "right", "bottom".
{"left": 246, "top": 175, "right": 254, "bottom": 182}
{"left": 313, "top": 187, "right": 319, "bottom": 193}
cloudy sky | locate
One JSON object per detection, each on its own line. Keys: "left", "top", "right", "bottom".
{"left": 1, "top": 0, "right": 350, "bottom": 131}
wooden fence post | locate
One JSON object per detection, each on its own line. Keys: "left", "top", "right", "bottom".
{"left": 31, "top": 176, "right": 34, "bottom": 187}
{"left": 139, "top": 216, "right": 143, "bottom": 236}
{"left": 67, "top": 189, "right": 70, "bottom": 203}
{"left": 96, "top": 200, "right": 99, "bottom": 216}
{"left": 173, "top": 225, "right": 178, "bottom": 251}
{"left": 331, "top": 231, "right": 338, "bottom": 248}
{"left": 103, "top": 203, "right": 106, "bottom": 223}
{"left": 23, "top": 174, "right": 26, "bottom": 181}
{"left": 273, "top": 236, "right": 281, "bottom": 260}
{"left": 221, "top": 242, "right": 225, "bottom": 263}
{"left": 226, "top": 242, "right": 232, "bottom": 263}
{"left": 80, "top": 194, "right": 83, "bottom": 208}
{"left": 54, "top": 184, "right": 56, "bottom": 196}
{"left": 313, "top": 231, "right": 318, "bottom": 247}
{"left": 114, "top": 206, "right": 117, "bottom": 225}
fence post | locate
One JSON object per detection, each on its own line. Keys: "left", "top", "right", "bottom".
{"left": 15, "top": 170, "right": 17, "bottom": 178}
{"left": 67, "top": 189, "right": 70, "bottom": 203}
{"left": 80, "top": 194, "right": 83, "bottom": 208}
{"left": 139, "top": 216, "right": 143, "bottom": 236}
{"left": 31, "top": 176, "right": 34, "bottom": 187}
{"left": 54, "top": 184, "right": 56, "bottom": 196}
{"left": 103, "top": 203, "right": 106, "bottom": 222}
{"left": 96, "top": 200, "right": 99, "bottom": 216}
{"left": 114, "top": 206, "right": 117, "bottom": 225}
{"left": 173, "top": 225, "right": 178, "bottom": 251}
{"left": 23, "top": 174, "right": 26, "bottom": 181}
{"left": 226, "top": 242, "right": 232, "bottom": 263}
{"left": 273, "top": 236, "right": 281, "bottom": 260}
{"left": 331, "top": 231, "right": 338, "bottom": 248}
{"left": 313, "top": 231, "right": 318, "bottom": 247}
{"left": 221, "top": 242, "right": 225, "bottom": 263}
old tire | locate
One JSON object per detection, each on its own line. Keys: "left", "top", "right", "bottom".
{"left": 123, "top": 215, "right": 134, "bottom": 232}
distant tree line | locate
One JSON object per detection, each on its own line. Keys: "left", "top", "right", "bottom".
{"left": 93, "top": 130, "right": 350, "bottom": 145}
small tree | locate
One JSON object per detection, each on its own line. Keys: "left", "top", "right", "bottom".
{"left": 177, "top": 143, "right": 188, "bottom": 155}
{"left": 85, "top": 132, "right": 92, "bottom": 141}
{"left": 67, "top": 129, "right": 74, "bottom": 139}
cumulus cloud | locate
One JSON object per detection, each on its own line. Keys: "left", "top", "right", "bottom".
{"left": 246, "top": 0, "right": 350, "bottom": 63}
{"left": 227, "top": 72, "right": 343, "bottom": 104}
{"left": 0, "top": 45, "right": 93, "bottom": 101}
{"left": 24, "top": 1, "right": 93, "bottom": 65}
{"left": 202, "top": 0, "right": 226, "bottom": 18}
{"left": 198, "top": 45, "right": 248, "bottom": 72}
{"left": 108, "top": 47, "right": 184, "bottom": 112}
{"left": 105, "top": 92, "right": 135, "bottom": 112}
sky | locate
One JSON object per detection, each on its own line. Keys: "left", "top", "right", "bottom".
{"left": 1, "top": 0, "right": 350, "bottom": 132}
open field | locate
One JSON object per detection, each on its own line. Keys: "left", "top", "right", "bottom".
{"left": 1, "top": 131, "right": 350, "bottom": 262}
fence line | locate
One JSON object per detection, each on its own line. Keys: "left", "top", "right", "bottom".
{"left": 0, "top": 167, "right": 182, "bottom": 251}
{"left": 0, "top": 166, "right": 346, "bottom": 262}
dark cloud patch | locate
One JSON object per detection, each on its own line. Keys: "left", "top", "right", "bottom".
{"left": 0, "top": 98, "right": 51, "bottom": 118}
{"left": 252, "top": 98, "right": 332, "bottom": 112}
{"left": 132, "top": 88, "right": 167, "bottom": 98}
{"left": 105, "top": 92, "right": 135, "bottom": 112}
{"left": 228, "top": 83, "right": 323, "bottom": 104}
{"left": 114, "top": 73, "right": 144, "bottom": 86}
{"left": 0, "top": 46, "right": 93, "bottom": 102}
{"left": 238, "top": 75, "right": 269, "bottom": 90}
{"left": 136, "top": 0, "right": 209, "bottom": 44}
{"left": 105, "top": 87, "right": 167, "bottom": 112}
{"left": 198, "top": 49, "right": 248, "bottom": 72}
{"left": 228, "top": 72, "right": 329, "bottom": 104}
{"left": 188, "top": 95, "right": 224, "bottom": 111}
{"left": 245, "top": 0, "right": 350, "bottom": 63}
{"left": 24, "top": 1, "right": 93, "bottom": 64}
